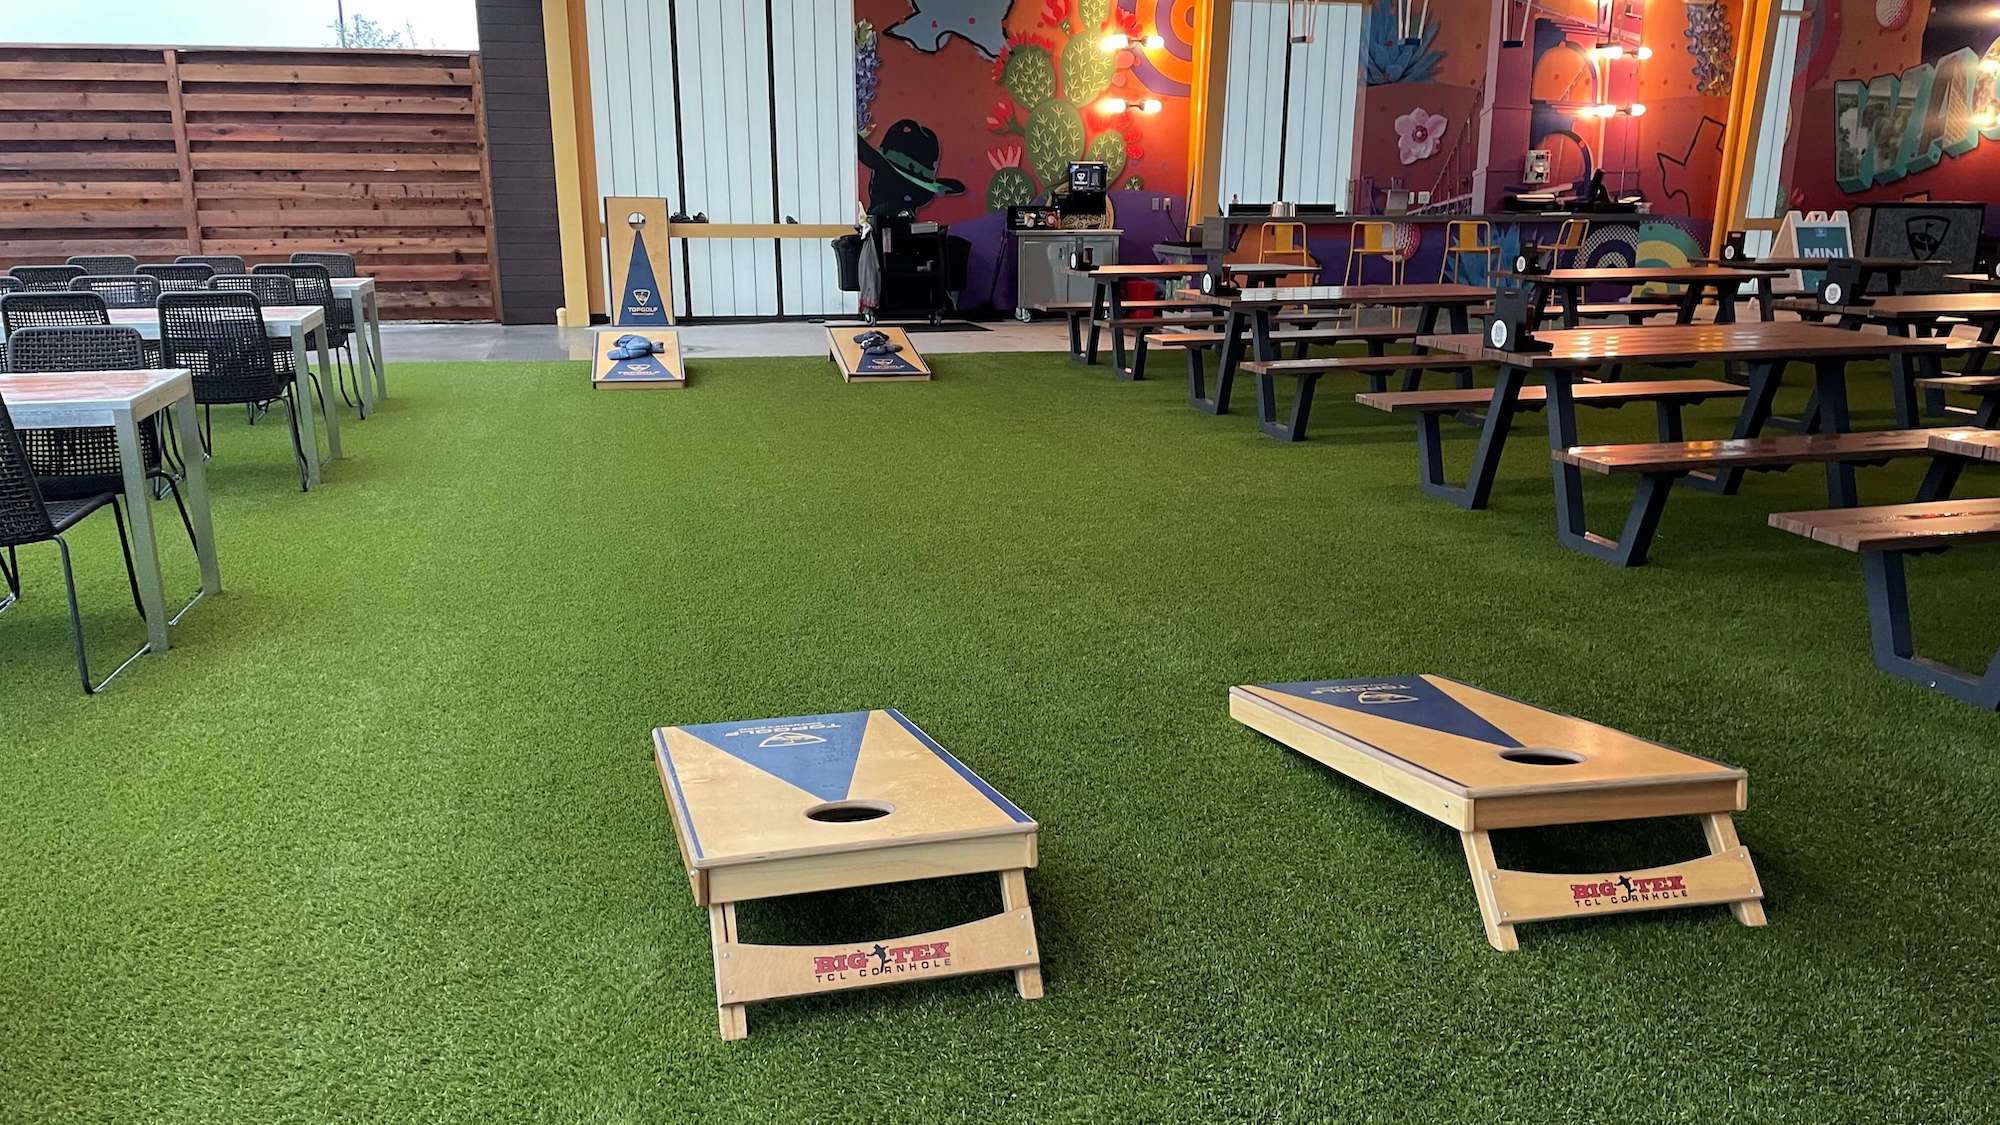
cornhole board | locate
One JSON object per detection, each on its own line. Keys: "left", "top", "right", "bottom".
{"left": 605, "top": 195, "right": 674, "bottom": 326}
{"left": 652, "top": 708, "right": 1043, "bottom": 1041}
{"left": 1229, "top": 676, "right": 1765, "bottom": 951}
{"left": 591, "top": 329, "right": 684, "bottom": 389}
{"left": 828, "top": 327, "right": 931, "bottom": 382}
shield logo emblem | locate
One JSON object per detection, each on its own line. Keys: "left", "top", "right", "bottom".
{"left": 1356, "top": 691, "right": 1418, "bottom": 705}
{"left": 759, "top": 731, "right": 827, "bottom": 748}
{"left": 1905, "top": 216, "right": 1947, "bottom": 260}
{"left": 632, "top": 288, "right": 653, "bottom": 306}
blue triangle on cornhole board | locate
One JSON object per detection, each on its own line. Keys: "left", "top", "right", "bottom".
{"left": 675, "top": 710, "right": 873, "bottom": 801}
{"left": 1261, "top": 678, "right": 1523, "bottom": 748}
{"left": 619, "top": 230, "right": 670, "bottom": 326}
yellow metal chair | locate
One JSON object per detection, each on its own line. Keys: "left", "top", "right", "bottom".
{"left": 1344, "top": 221, "right": 1408, "bottom": 286}
{"left": 1550, "top": 217, "right": 1589, "bottom": 268}
{"left": 1438, "top": 220, "right": 1496, "bottom": 284}
{"left": 1259, "top": 222, "right": 1319, "bottom": 288}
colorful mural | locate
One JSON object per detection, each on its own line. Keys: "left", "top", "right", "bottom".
{"left": 1786, "top": 0, "right": 2000, "bottom": 222}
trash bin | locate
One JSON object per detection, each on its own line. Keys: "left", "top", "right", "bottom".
{"left": 833, "top": 234, "right": 863, "bottom": 292}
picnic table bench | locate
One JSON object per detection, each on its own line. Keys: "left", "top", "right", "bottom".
{"left": 1554, "top": 428, "right": 1978, "bottom": 566}
{"left": 1771, "top": 439, "right": 2000, "bottom": 710}
{"left": 1238, "top": 352, "right": 1487, "bottom": 441}
{"left": 1916, "top": 373, "right": 2000, "bottom": 426}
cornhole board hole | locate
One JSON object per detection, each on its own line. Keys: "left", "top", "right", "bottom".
{"left": 1229, "top": 676, "right": 1765, "bottom": 951}
{"left": 828, "top": 327, "right": 931, "bottom": 382}
{"left": 653, "top": 708, "right": 1043, "bottom": 1041}
{"left": 592, "top": 329, "right": 685, "bottom": 389}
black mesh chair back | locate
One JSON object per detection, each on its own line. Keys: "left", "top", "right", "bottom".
{"left": 251, "top": 263, "right": 346, "bottom": 337}
{"left": 158, "top": 291, "right": 288, "bottom": 406}
{"left": 210, "top": 273, "right": 298, "bottom": 305}
{"left": 67, "top": 254, "right": 139, "bottom": 276}
{"left": 8, "top": 265, "right": 86, "bottom": 292}
{"left": 176, "top": 254, "right": 247, "bottom": 274}
{"left": 138, "top": 263, "right": 215, "bottom": 292}
{"left": 0, "top": 277, "right": 21, "bottom": 295}
{"left": 4, "top": 324, "right": 146, "bottom": 373}
{"left": 0, "top": 292, "right": 111, "bottom": 336}
{"left": 4, "top": 326, "right": 162, "bottom": 501}
{"left": 290, "top": 251, "right": 357, "bottom": 278}
{"left": 0, "top": 393, "right": 58, "bottom": 547}
{"left": 68, "top": 274, "right": 161, "bottom": 309}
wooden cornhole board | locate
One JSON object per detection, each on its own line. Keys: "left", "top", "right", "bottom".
{"left": 653, "top": 708, "right": 1042, "bottom": 1041}
{"left": 591, "top": 329, "right": 685, "bottom": 389}
{"left": 827, "top": 327, "right": 931, "bottom": 382}
{"left": 1230, "top": 676, "right": 1765, "bottom": 951}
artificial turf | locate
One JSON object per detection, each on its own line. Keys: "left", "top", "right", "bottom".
{"left": 1, "top": 347, "right": 1996, "bottom": 1123}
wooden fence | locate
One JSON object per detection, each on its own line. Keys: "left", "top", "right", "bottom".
{"left": 0, "top": 44, "right": 498, "bottom": 320}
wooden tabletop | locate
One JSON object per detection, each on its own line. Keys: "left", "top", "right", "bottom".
{"left": 653, "top": 709, "right": 1034, "bottom": 870}
{"left": 1824, "top": 292, "right": 2000, "bottom": 320}
{"left": 1928, "top": 429, "right": 2000, "bottom": 462}
{"left": 1416, "top": 322, "right": 1965, "bottom": 367}
{"left": 1500, "top": 265, "right": 1784, "bottom": 284}
{"left": 1695, "top": 256, "right": 1938, "bottom": 271}
{"left": 1769, "top": 497, "right": 2000, "bottom": 552}
{"left": 1231, "top": 676, "right": 1741, "bottom": 797}
{"left": 1186, "top": 282, "right": 1491, "bottom": 309}
{"left": 0, "top": 368, "right": 192, "bottom": 425}
{"left": 1074, "top": 262, "right": 1299, "bottom": 279}
{"left": 1945, "top": 272, "right": 2000, "bottom": 288}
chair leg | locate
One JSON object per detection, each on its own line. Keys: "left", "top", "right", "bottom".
{"left": 285, "top": 390, "right": 309, "bottom": 492}
{"left": 56, "top": 536, "right": 93, "bottom": 694}
{"left": 200, "top": 405, "right": 215, "bottom": 457}
{"left": 111, "top": 497, "right": 146, "bottom": 621}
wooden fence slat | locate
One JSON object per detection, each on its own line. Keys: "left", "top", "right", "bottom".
{"left": 0, "top": 44, "right": 495, "bottom": 320}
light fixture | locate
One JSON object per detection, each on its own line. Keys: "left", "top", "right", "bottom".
{"left": 1627, "top": 102, "right": 1647, "bottom": 117}
{"left": 1984, "top": 57, "right": 2000, "bottom": 75}
{"left": 1594, "top": 103, "right": 1617, "bottom": 117}
{"left": 1978, "top": 109, "right": 1999, "bottom": 128}
{"left": 1635, "top": 45, "right": 1653, "bottom": 60}
{"left": 1139, "top": 98, "right": 1162, "bottom": 114}
{"left": 1143, "top": 34, "right": 1165, "bottom": 49}
{"left": 1596, "top": 43, "right": 1624, "bottom": 59}
{"left": 1099, "top": 97, "right": 1129, "bottom": 114}
{"left": 1101, "top": 32, "right": 1130, "bottom": 51}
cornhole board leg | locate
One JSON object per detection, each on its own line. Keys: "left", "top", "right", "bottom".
{"left": 1460, "top": 819, "right": 1765, "bottom": 952}
{"left": 705, "top": 871, "right": 1044, "bottom": 1041}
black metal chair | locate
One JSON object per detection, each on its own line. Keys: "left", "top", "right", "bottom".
{"left": 7, "top": 265, "right": 86, "bottom": 292}
{"left": 158, "top": 291, "right": 310, "bottom": 490}
{"left": 254, "top": 262, "right": 357, "bottom": 407}
{"left": 3, "top": 325, "right": 198, "bottom": 572}
{"left": 69, "top": 274, "right": 162, "bottom": 309}
{"left": 290, "top": 251, "right": 358, "bottom": 278}
{"left": 176, "top": 255, "right": 246, "bottom": 274}
{"left": 67, "top": 254, "right": 139, "bottom": 276}
{"left": 0, "top": 292, "right": 110, "bottom": 337}
{"left": 138, "top": 263, "right": 215, "bottom": 292}
{"left": 209, "top": 273, "right": 298, "bottom": 305}
{"left": 0, "top": 392, "right": 149, "bottom": 694}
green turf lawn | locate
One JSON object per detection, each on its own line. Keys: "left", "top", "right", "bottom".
{"left": 2, "top": 349, "right": 1997, "bottom": 1123}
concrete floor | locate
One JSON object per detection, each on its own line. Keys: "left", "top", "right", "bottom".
{"left": 380, "top": 317, "right": 1073, "bottom": 361}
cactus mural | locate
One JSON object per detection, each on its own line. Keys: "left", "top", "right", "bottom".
{"left": 980, "top": 0, "right": 1151, "bottom": 207}
{"left": 1364, "top": 0, "right": 1443, "bottom": 86}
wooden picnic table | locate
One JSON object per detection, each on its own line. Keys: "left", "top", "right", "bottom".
{"left": 1945, "top": 272, "right": 2000, "bottom": 289}
{"left": 1928, "top": 429, "right": 2000, "bottom": 462}
{"left": 1173, "top": 283, "right": 1493, "bottom": 415}
{"left": 1499, "top": 264, "right": 1785, "bottom": 326}
{"left": 0, "top": 368, "right": 220, "bottom": 655}
{"left": 1406, "top": 324, "right": 1967, "bottom": 555}
{"left": 1068, "top": 261, "right": 1299, "bottom": 369}
{"left": 1781, "top": 292, "right": 2000, "bottom": 422}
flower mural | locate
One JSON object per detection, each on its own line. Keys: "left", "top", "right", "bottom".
{"left": 1395, "top": 107, "right": 1447, "bottom": 164}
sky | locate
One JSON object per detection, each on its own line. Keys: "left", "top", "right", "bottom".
{"left": 0, "top": 0, "right": 480, "bottom": 50}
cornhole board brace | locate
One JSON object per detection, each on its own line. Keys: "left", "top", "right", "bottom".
{"left": 653, "top": 708, "right": 1042, "bottom": 1041}
{"left": 1229, "top": 676, "right": 1765, "bottom": 951}
{"left": 591, "top": 329, "right": 685, "bottom": 389}
{"left": 828, "top": 327, "right": 931, "bottom": 382}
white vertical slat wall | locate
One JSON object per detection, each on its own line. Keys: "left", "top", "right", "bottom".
{"left": 772, "top": 0, "right": 859, "bottom": 317}
{"left": 581, "top": 0, "right": 857, "bottom": 318}
{"left": 1741, "top": 0, "right": 1808, "bottom": 256}
{"left": 1218, "top": 0, "right": 1365, "bottom": 207}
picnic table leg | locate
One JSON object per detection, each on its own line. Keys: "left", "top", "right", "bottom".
{"left": 1418, "top": 364, "right": 1526, "bottom": 510}
{"left": 1083, "top": 281, "right": 1107, "bottom": 364}
{"left": 1546, "top": 366, "right": 1673, "bottom": 566}
{"left": 1123, "top": 330, "right": 1149, "bottom": 382}
{"left": 115, "top": 410, "right": 171, "bottom": 654}
{"left": 1861, "top": 551, "right": 2000, "bottom": 710}
{"left": 1559, "top": 284, "right": 1581, "bottom": 329}
{"left": 1686, "top": 359, "right": 1786, "bottom": 495}
{"left": 366, "top": 288, "right": 388, "bottom": 400}
{"left": 1193, "top": 310, "right": 1245, "bottom": 414}
{"left": 1107, "top": 287, "right": 1130, "bottom": 374}
{"left": 1915, "top": 453, "right": 1965, "bottom": 502}
{"left": 1675, "top": 281, "right": 1703, "bottom": 324}
{"left": 1256, "top": 372, "right": 1319, "bottom": 442}
{"left": 288, "top": 324, "right": 324, "bottom": 490}
{"left": 1755, "top": 276, "right": 1775, "bottom": 321}
{"left": 314, "top": 325, "right": 343, "bottom": 460}
{"left": 1885, "top": 324, "right": 1921, "bottom": 428}
{"left": 1714, "top": 280, "right": 1742, "bottom": 324}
